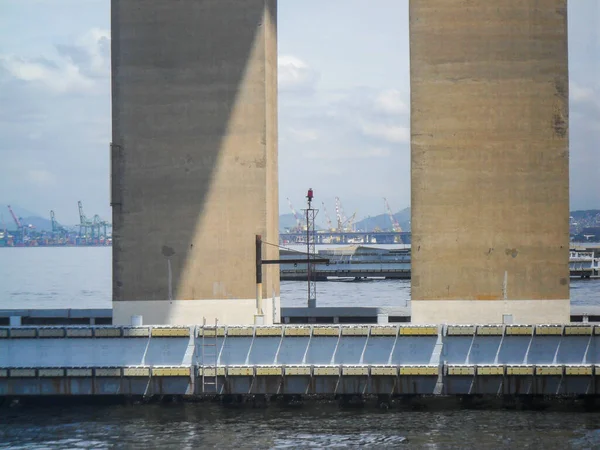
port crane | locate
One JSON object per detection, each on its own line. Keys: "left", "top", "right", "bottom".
{"left": 7, "top": 205, "right": 25, "bottom": 242}
{"left": 78, "top": 201, "right": 94, "bottom": 238}
{"left": 383, "top": 197, "right": 402, "bottom": 232}
{"left": 321, "top": 202, "right": 334, "bottom": 231}
{"left": 334, "top": 197, "right": 357, "bottom": 232}
{"left": 286, "top": 198, "right": 304, "bottom": 232}
{"left": 92, "top": 214, "right": 111, "bottom": 239}
{"left": 50, "top": 210, "right": 69, "bottom": 237}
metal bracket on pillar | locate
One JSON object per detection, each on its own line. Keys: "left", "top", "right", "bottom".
{"left": 110, "top": 142, "right": 123, "bottom": 208}
{"left": 255, "top": 234, "right": 329, "bottom": 320}
{"left": 255, "top": 235, "right": 264, "bottom": 324}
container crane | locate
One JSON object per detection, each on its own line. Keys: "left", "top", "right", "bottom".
{"left": 334, "top": 197, "right": 357, "bottom": 232}
{"left": 286, "top": 198, "right": 304, "bottom": 232}
{"left": 334, "top": 197, "right": 344, "bottom": 231}
{"left": 7, "top": 205, "right": 22, "bottom": 229}
{"left": 7, "top": 205, "right": 25, "bottom": 243}
{"left": 92, "top": 214, "right": 111, "bottom": 239}
{"left": 78, "top": 201, "right": 94, "bottom": 238}
{"left": 50, "top": 210, "right": 68, "bottom": 237}
{"left": 321, "top": 202, "right": 334, "bottom": 231}
{"left": 383, "top": 197, "right": 402, "bottom": 232}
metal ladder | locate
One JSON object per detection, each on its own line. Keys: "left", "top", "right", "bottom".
{"left": 201, "top": 317, "right": 219, "bottom": 394}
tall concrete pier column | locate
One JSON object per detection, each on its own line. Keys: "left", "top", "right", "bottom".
{"left": 410, "top": 1, "right": 570, "bottom": 324}
{"left": 111, "top": 0, "right": 279, "bottom": 325}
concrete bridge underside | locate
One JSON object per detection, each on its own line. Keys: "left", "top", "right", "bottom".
{"left": 111, "top": 0, "right": 569, "bottom": 325}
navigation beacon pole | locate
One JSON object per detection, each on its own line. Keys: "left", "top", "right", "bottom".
{"left": 304, "top": 188, "right": 318, "bottom": 308}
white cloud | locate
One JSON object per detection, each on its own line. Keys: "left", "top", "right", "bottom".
{"left": 373, "top": 89, "right": 408, "bottom": 115}
{"left": 0, "top": 55, "right": 93, "bottom": 94}
{"left": 0, "top": 27, "right": 110, "bottom": 95}
{"left": 56, "top": 27, "right": 110, "bottom": 78}
{"left": 287, "top": 127, "right": 319, "bottom": 143}
{"left": 360, "top": 122, "right": 410, "bottom": 144}
{"left": 571, "top": 82, "right": 595, "bottom": 103}
{"left": 278, "top": 55, "right": 319, "bottom": 92}
{"left": 304, "top": 146, "right": 391, "bottom": 160}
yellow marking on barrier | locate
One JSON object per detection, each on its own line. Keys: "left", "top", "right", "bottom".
{"left": 94, "top": 328, "right": 122, "bottom": 338}
{"left": 505, "top": 326, "right": 534, "bottom": 336}
{"left": 95, "top": 368, "right": 122, "bottom": 377}
{"left": 10, "top": 369, "right": 36, "bottom": 378}
{"left": 123, "top": 367, "right": 150, "bottom": 377}
{"left": 476, "top": 326, "right": 503, "bottom": 336}
{"left": 370, "top": 326, "right": 398, "bottom": 336}
{"left": 9, "top": 328, "right": 36, "bottom": 338}
{"left": 255, "top": 327, "right": 283, "bottom": 337}
{"left": 39, "top": 368, "right": 65, "bottom": 377}
{"left": 446, "top": 326, "right": 476, "bottom": 336}
{"left": 595, "top": 366, "right": 600, "bottom": 376}
{"left": 199, "top": 367, "right": 226, "bottom": 377}
{"left": 313, "top": 366, "right": 340, "bottom": 376}
{"left": 595, "top": 326, "right": 600, "bottom": 336}
{"left": 199, "top": 327, "right": 226, "bottom": 337}
{"left": 342, "top": 366, "right": 369, "bottom": 376}
{"left": 227, "top": 367, "right": 254, "bottom": 376}
{"left": 284, "top": 326, "right": 311, "bottom": 337}
{"left": 122, "top": 327, "right": 150, "bottom": 338}
{"left": 38, "top": 328, "right": 66, "bottom": 338}
{"left": 399, "top": 326, "right": 438, "bottom": 336}
{"left": 506, "top": 366, "right": 535, "bottom": 376}
{"left": 66, "top": 328, "right": 93, "bottom": 338}
{"left": 564, "top": 325, "right": 592, "bottom": 336}
{"left": 476, "top": 366, "right": 504, "bottom": 376}
{"left": 447, "top": 365, "right": 475, "bottom": 376}
{"left": 66, "top": 368, "right": 93, "bottom": 377}
{"left": 152, "top": 367, "right": 191, "bottom": 377}
{"left": 226, "top": 327, "right": 254, "bottom": 337}
{"left": 256, "top": 366, "right": 283, "bottom": 376}
{"left": 371, "top": 366, "right": 397, "bottom": 376}
{"left": 535, "top": 325, "right": 563, "bottom": 335}
{"left": 313, "top": 326, "right": 340, "bottom": 336}
{"left": 565, "top": 365, "right": 593, "bottom": 376}
{"left": 0, "top": 329, "right": 8, "bottom": 338}
{"left": 341, "top": 326, "right": 369, "bottom": 336}
{"left": 0, "top": 369, "right": 7, "bottom": 378}
{"left": 535, "top": 366, "right": 562, "bottom": 376}
{"left": 151, "top": 327, "right": 190, "bottom": 338}
{"left": 400, "top": 366, "right": 439, "bottom": 376}
{"left": 285, "top": 366, "right": 311, "bottom": 376}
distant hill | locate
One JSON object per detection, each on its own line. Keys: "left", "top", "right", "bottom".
{"left": 570, "top": 210, "right": 600, "bottom": 235}
{"left": 280, "top": 213, "right": 299, "bottom": 232}
{"left": 20, "top": 216, "right": 54, "bottom": 232}
{"left": 1, "top": 204, "right": 56, "bottom": 232}
{"left": 355, "top": 207, "right": 411, "bottom": 232}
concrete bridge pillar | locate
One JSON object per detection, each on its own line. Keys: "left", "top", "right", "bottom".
{"left": 410, "top": 0, "right": 570, "bottom": 324}
{"left": 111, "top": 0, "right": 279, "bottom": 325}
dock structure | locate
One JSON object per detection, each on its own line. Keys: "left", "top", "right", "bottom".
{"left": 2, "top": 323, "right": 600, "bottom": 398}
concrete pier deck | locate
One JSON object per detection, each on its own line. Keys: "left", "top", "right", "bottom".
{"left": 2, "top": 323, "right": 600, "bottom": 398}
{"left": 2, "top": 305, "right": 600, "bottom": 326}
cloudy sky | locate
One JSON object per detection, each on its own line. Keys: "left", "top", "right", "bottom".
{"left": 0, "top": 1, "right": 598, "bottom": 225}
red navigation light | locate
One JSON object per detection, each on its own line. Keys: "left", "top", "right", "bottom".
{"left": 307, "top": 188, "right": 314, "bottom": 201}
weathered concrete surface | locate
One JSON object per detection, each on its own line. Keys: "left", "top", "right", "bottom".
{"left": 111, "top": 0, "right": 279, "bottom": 325}
{"left": 410, "top": 0, "right": 570, "bottom": 323}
